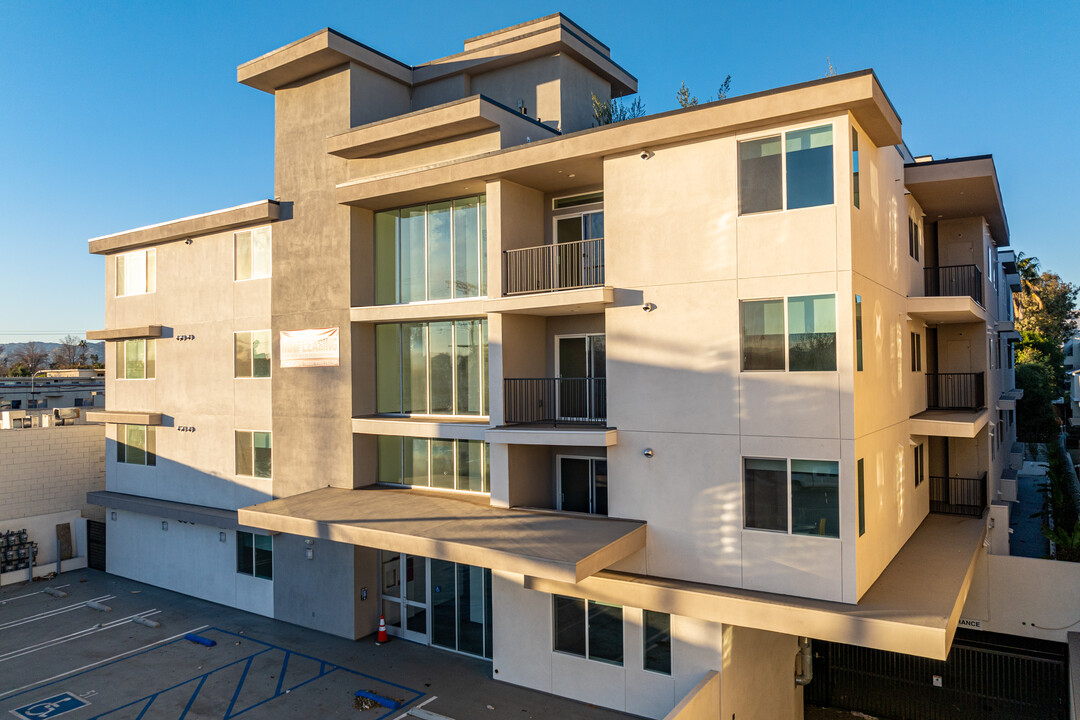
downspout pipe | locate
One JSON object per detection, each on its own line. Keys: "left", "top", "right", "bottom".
{"left": 794, "top": 636, "right": 813, "bottom": 686}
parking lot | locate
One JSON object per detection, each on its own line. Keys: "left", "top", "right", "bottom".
{"left": 0, "top": 569, "right": 635, "bottom": 720}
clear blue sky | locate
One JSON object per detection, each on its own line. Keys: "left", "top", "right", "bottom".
{"left": 1, "top": 0, "right": 1077, "bottom": 342}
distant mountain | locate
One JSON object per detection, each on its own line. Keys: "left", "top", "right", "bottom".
{"left": 0, "top": 341, "right": 106, "bottom": 362}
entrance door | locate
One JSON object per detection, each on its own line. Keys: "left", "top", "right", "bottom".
{"left": 554, "top": 211, "right": 604, "bottom": 289}
{"left": 381, "top": 553, "right": 428, "bottom": 643}
{"left": 557, "top": 456, "right": 608, "bottom": 515}
{"left": 556, "top": 334, "right": 606, "bottom": 422}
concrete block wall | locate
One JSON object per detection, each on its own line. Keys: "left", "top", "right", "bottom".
{"left": 0, "top": 423, "right": 106, "bottom": 522}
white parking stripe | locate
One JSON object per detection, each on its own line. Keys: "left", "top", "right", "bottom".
{"left": 0, "top": 595, "right": 115, "bottom": 630}
{"left": 0, "top": 624, "right": 210, "bottom": 701}
{"left": 0, "top": 609, "right": 158, "bottom": 662}
{"left": 0, "top": 585, "right": 70, "bottom": 604}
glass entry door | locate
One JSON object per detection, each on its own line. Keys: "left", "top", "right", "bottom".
{"left": 558, "top": 456, "right": 608, "bottom": 515}
{"left": 556, "top": 334, "right": 606, "bottom": 422}
{"left": 380, "top": 553, "right": 428, "bottom": 644}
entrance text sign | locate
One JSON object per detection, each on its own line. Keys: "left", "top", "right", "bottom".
{"left": 280, "top": 328, "right": 340, "bottom": 368}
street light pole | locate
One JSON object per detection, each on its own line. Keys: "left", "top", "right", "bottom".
{"left": 30, "top": 369, "right": 47, "bottom": 409}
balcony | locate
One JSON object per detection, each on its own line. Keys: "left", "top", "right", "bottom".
{"left": 504, "top": 238, "right": 604, "bottom": 295}
{"left": 924, "top": 264, "right": 983, "bottom": 305}
{"left": 929, "top": 473, "right": 987, "bottom": 517}
{"left": 503, "top": 378, "right": 606, "bottom": 426}
{"left": 926, "top": 372, "right": 986, "bottom": 411}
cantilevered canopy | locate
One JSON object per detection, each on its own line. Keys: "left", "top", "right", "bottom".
{"left": 528, "top": 513, "right": 987, "bottom": 660}
{"left": 905, "top": 156, "right": 1009, "bottom": 246}
{"left": 238, "top": 486, "right": 645, "bottom": 584}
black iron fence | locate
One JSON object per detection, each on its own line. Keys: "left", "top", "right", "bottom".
{"left": 926, "top": 372, "right": 985, "bottom": 410}
{"left": 504, "top": 238, "right": 604, "bottom": 295}
{"left": 929, "top": 473, "right": 987, "bottom": 516}
{"left": 503, "top": 377, "right": 606, "bottom": 425}
{"left": 924, "top": 264, "right": 983, "bottom": 305}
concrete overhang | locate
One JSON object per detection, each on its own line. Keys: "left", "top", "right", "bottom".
{"left": 909, "top": 409, "right": 990, "bottom": 439}
{"left": 996, "top": 320, "right": 1015, "bottom": 333}
{"left": 998, "top": 248, "right": 1017, "bottom": 274}
{"left": 86, "top": 325, "right": 163, "bottom": 342}
{"left": 327, "top": 96, "right": 559, "bottom": 159}
{"left": 1002, "top": 330, "right": 1021, "bottom": 342}
{"left": 526, "top": 513, "right": 987, "bottom": 660}
{"left": 238, "top": 28, "right": 412, "bottom": 92}
{"left": 905, "top": 156, "right": 1009, "bottom": 246}
{"left": 237, "top": 486, "right": 645, "bottom": 584}
{"left": 350, "top": 297, "right": 489, "bottom": 324}
{"left": 1006, "top": 272, "right": 1022, "bottom": 293}
{"left": 906, "top": 295, "right": 988, "bottom": 325}
{"left": 485, "top": 426, "right": 617, "bottom": 447}
{"left": 84, "top": 410, "right": 163, "bottom": 425}
{"left": 998, "top": 388, "right": 1024, "bottom": 411}
{"left": 87, "top": 491, "right": 254, "bottom": 532}
{"left": 336, "top": 70, "right": 901, "bottom": 209}
{"left": 352, "top": 416, "right": 489, "bottom": 441}
{"left": 485, "top": 286, "right": 614, "bottom": 316}
{"left": 88, "top": 200, "right": 280, "bottom": 255}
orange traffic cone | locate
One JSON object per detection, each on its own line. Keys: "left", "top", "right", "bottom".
{"left": 376, "top": 615, "right": 389, "bottom": 645}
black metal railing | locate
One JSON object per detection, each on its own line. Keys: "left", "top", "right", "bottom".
{"left": 929, "top": 473, "right": 987, "bottom": 517}
{"left": 924, "top": 264, "right": 983, "bottom": 305}
{"left": 926, "top": 372, "right": 985, "bottom": 410}
{"left": 503, "top": 377, "right": 606, "bottom": 425}
{"left": 504, "top": 238, "right": 604, "bottom": 295}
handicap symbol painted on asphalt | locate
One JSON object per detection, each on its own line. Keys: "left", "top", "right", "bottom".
{"left": 11, "top": 692, "right": 89, "bottom": 720}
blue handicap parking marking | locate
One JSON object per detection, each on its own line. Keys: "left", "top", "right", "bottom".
{"left": 11, "top": 692, "right": 89, "bottom": 720}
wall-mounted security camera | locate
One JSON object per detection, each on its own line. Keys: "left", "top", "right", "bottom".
{"left": 640, "top": 150, "right": 651, "bottom": 160}
{"left": 643, "top": 302, "right": 656, "bottom": 312}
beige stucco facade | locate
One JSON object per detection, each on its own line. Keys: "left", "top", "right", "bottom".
{"left": 85, "top": 13, "right": 1037, "bottom": 719}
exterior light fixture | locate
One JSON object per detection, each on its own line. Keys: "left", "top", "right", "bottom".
{"left": 219, "top": 532, "right": 226, "bottom": 542}
{"left": 110, "top": 512, "right": 117, "bottom": 521}
{"left": 161, "top": 521, "right": 168, "bottom": 531}
{"left": 305, "top": 538, "right": 314, "bottom": 560}
{"left": 643, "top": 302, "right": 656, "bottom": 312}
{"left": 643, "top": 448, "right": 654, "bottom": 458}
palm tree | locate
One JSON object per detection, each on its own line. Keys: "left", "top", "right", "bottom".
{"left": 1013, "top": 251, "right": 1042, "bottom": 320}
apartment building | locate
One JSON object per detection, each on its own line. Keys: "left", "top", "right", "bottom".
{"left": 85, "top": 15, "right": 1030, "bottom": 718}
{"left": 0, "top": 369, "right": 104, "bottom": 411}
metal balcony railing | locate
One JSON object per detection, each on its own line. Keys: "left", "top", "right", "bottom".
{"left": 926, "top": 372, "right": 986, "bottom": 411}
{"left": 924, "top": 264, "right": 983, "bottom": 305}
{"left": 504, "top": 238, "right": 604, "bottom": 295}
{"left": 503, "top": 377, "right": 606, "bottom": 425}
{"left": 929, "top": 473, "right": 987, "bottom": 517}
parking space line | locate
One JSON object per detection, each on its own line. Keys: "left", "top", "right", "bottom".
{"left": 0, "top": 585, "right": 70, "bottom": 604}
{"left": 0, "top": 609, "right": 159, "bottom": 662}
{"left": 0, "top": 595, "right": 114, "bottom": 630}
{"left": 0, "top": 624, "right": 210, "bottom": 702}
{"left": 394, "top": 696, "right": 437, "bottom": 720}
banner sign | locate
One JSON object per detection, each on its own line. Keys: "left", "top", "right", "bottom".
{"left": 280, "top": 328, "right": 339, "bottom": 368}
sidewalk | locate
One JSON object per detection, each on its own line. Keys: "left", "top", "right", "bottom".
{"left": 1010, "top": 445, "right": 1049, "bottom": 559}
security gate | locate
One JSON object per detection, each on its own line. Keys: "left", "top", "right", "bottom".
{"left": 804, "top": 630, "right": 1068, "bottom": 719}
{"left": 87, "top": 520, "right": 106, "bottom": 571}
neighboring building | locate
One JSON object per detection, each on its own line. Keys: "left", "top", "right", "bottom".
{"left": 0, "top": 369, "right": 105, "bottom": 411}
{"left": 85, "top": 15, "right": 1057, "bottom": 718}
{"left": 1065, "top": 337, "right": 1079, "bottom": 431}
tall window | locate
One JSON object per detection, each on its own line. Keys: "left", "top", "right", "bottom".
{"left": 741, "top": 295, "right": 837, "bottom": 372}
{"left": 910, "top": 332, "right": 922, "bottom": 372}
{"left": 913, "top": 443, "right": 924, "bottom": 487}
{"left": 237, "top": 531, "right": 273, "bottom": 580}
{"left": 743, "top": 457, "right": 840, "bottom": 538}
{"left": 908, "top": 218, "right": 920, "bottom": 261}
{"left": 553, "top": 595, "right": 623, "bottom": 666}
{"left": 738, "top": 125, "right": 834, "bottom": 215}
{"left": 116, "top": 248, "right": 156, "bottom": 296}
{"left": 558, "top": 456, "right": 607, "bottom": 515}
{"left": 855, "top": 295, "right": 863, "bottom": 371}
{"left": 857, "top": 458, "right": 865, "bottom": 537}
{"left": 116, "top": 339, "right": 155, "bottom": 379}
{"left": 236, "top": 431, "right": 272, "bottom": 478}
{"left": 851, "top": 128, "right": 860, "bottom": 209}
{"left": 117, "top": 424, "right": 156, "bottom": 466}
{"left": 643, "top": 610, "right": 672, "bottom": 675}
{"left": 376, "top": 319, "right": 487, "bottom": 416}
{"left": 235, "top": 330, "right": 271, "bottom": 378}
{"left": 235, "top": 227, "right": 271, "bottom": 281}
{"left": 375, "top": 196, "right": 486, "bottom": 305}
{"left": 377, "top": 436, "right": 489, "bottom": 493}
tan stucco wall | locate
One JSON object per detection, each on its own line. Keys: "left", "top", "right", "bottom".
{"left": 720, "top": 626, "right": 803, "bottom": 720}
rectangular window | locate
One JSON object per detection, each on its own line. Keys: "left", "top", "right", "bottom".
{"left": 740, "top": 299, "right": 785, "bottom": 371}
{"left": 374, "top": 196, "right": 486, "bottom": 305}
{"left": 378, "top": 436, "right": 490, "bottom": 493}
{"left": 910, "top": 332, "right": 922, "bottom": 372}
{"left": 851, "top": 129, "right": 860, "bottom": 209}
{"left": 234, "top": 330, "right": 271, "bottom": 378}
{"left": 744, "top": 458, "right": 840, "bottom": 538}
{"left": 914, "top": 443, "right": 924, "bottom": 486}
{"left": 116, "top": 248, "right": 156, "bottom": 297}
{"left": 237, "top": 531, "right": 272, "bottom": 580}
{"left": 738, "top": 136, "right": 782, "bottom": 214}
{"left": 376, "top": 319, "right": 487, "bottom": 416}
{"left": 116, "top": 424, "right": 156, "bottom": 466}
{"left": 553, "top": 191, "right": 603, "bottom": 209}
{"left": 116, "top": 339, "right": 155, "bottom": 379}
{"left": 786, "top": 125, "right": 834, "bottom": 210}
{"left": 908, "top": 218, "right": 920, "bottom": 261}
{"left": 857, "top": 458, "right": 865, "bottom": 537}
{"left": 235, "top": 226, "right": 272, "bottom": 281}
{"left": 855, "top": 295, "right": 863, "bottom": 371}
{"left": 643, "top": 610, "right": 672, "bottom": 675}
{"left": 552, "top": 595, "right": 623, "bottom": 666}
{"left": 788, "top": 295, "right": 837, "bottom": 371}
{"left": 236, "top": 431, "right": 272, "bottom": 479}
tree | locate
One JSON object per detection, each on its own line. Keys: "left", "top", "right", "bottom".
{"left": 825, "top": 57, "right": 838, "bottom": 77}
{"left": 50, "top": 335, "right": 82, "bottom": 369}
{"left": 676, "top": 76, "right": 732, "bottom": 108}
{"left": 1015, "top": 357, "right": 1058, "bottom": 442}
{"left": 11, "top": 342, "right": 48, "bottom": 376}
{"left": 1013, "top": 251, "right": 1042, "bottom": 319}
{"left": 591, "top": 93, "right": 646, "bottom": 126}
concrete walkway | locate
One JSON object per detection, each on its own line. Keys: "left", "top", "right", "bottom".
{"left": 1011, "top": 444, "right": 1050, "bottom": 559}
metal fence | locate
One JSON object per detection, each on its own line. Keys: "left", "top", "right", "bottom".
{"left": 926, "top": 372, "right": 986, "bottom": 410}
{"left": 929, "top": 473, "right": 987, "bottom": 516}
{"left": 504, "top": 238, "right": 604, "bottom": 295}
{"left": 503, "top": 377, "right": 607, "bottom": 425}
{"left": 924, "top": 264, "right": 983, "bottom": 305}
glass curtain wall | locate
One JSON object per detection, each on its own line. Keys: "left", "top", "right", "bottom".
{"left": 377, "top": 437, "right": 489, "bottom": 493}
{"left": 376, "top": 319, "right": 488, "bottom": 417}
{"left": 375, "top": 196, "right": 486, "bottom": 305}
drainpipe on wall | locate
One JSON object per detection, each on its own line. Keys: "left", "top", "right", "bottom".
{"left": 794, "top": 637, "right": 813, "bottom": 686}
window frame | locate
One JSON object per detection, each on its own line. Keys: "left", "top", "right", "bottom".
{"left": 857, "top": 458, "right": 866, "bottom": 537}
{"left": 737, "top": 122, "right": 836, "bottom": 216}
{"left": 551, "top": 594, "right": 624, "bottom": 666}
{"left": 742, "top": 456, "right": 841, "bottom": 539}
{"left": 740, "top": 294, "right": 837, "bottom": 373}
{"left": 914, "top": 443, "right": 925, "bottom": 487}
{"left": 642, "top": 609, "right": 672, "bottom": 676}
{"left": 910, "top": 331, "right": 922, "bottom": 372}
{"left": 851, "top": 128, "right": 860, "bottom": 210}
{"left": 235, "top": 429, "right": 273, "bottom": 479}
{"left": 376, "top": 436, "right": 490, "bottom": 494}
{"left": 908, "top": 216, "right": 921, "bottom": 261}
{"left": 234, "top": 330, "right": 272, "bottom": 379}
{"left": 116, "top": 424, "right": 156, "bottom": 467}
{"left": 556, "top": 454, "right": 608, "bottom": 515}
{"left": 115, "top": 248, "right": 157, "bottom": 297}
{"left": 236, "top": 530, "right": 273, "bottom": 580}
{"left": 234, "top": 226, "right": 272, "bottom": 282}
{"left": 855, "top": 294, "right": 863, "bottom": 371}
{"left": 115, "top": 339, "right": 156, "bottom": 380}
